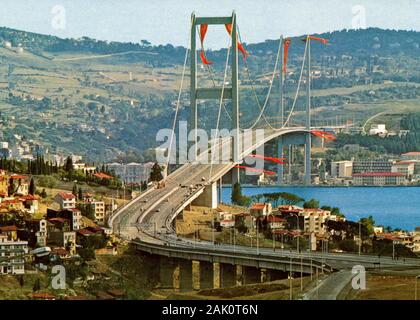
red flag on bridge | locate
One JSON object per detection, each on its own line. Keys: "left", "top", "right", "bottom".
{"left": 248, "top": 154, "right": 286, "bottom": 164}
{"left": 199, "top": 24, "right": 213, "bottom": 65}
{"left": 225, "top": 24, "right": 249, "bottom": 59}
{"left": 234, "top": 165, "right": 276, "bottom": 175}
{"left": 308, "top": 36, "right": 328, "bottom": 44}
{"left": 283, "top": 38, "right": 291, "bottom": 74}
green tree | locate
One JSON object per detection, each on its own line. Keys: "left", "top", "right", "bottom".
{"left": 29, "top": 178, "right": 35, "bottom": 195}
{"left": 231, "top": 182, "right": 242, "bottom": 205}
{"left": 303, "top": 198, "right": 320, "bottom": 209}
{"left": 65, "top": 156, "right": 73, "bottom": 174}
{"left": 78, "top": 188, "right": 83, "bottom": 201}
{"left": 32, "top": 278, "right": 41, "bottom": 292}
{"left": 40, "top": 188, "right": 47, "bottom": 198}
{"left": 149, "top": 163, "right": 163, "bottom": 182}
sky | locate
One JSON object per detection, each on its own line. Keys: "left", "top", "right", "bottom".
{"left": 1, "top": 0, "right": 419, "bottom": 48}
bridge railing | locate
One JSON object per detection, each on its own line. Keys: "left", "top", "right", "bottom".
{"left": 132, "top": 238, "right": 334, "bottom": 273}
{"left": 108, "top": 184, "right": 156, "bottom": 229}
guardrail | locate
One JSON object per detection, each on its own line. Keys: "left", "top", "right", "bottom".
{"left": 108, "top": 185, "right": 156, "bottom": 229}
{"left": 132, "top": 238, "right": 333, "bottom": 273}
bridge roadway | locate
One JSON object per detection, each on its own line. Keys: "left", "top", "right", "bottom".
{"left": 111, "top": 127, "right": 420, "bottom": 272}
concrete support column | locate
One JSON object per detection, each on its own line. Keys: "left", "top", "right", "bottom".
{"left": 304, "top": 133, "right": 311, "bottom": 185}
{"left": 213, "top": 262, "right": 221, "bottom": 289}
{"left": 192, "top": 260, "right": 200, "bottom": 290}
{"left": 192, "top": 182, "right": 218, "bottom": 208}
{"left": 236, "top": 265, "right": 244, "bottom": 286}
{"left": 277, "top": 137, "right": 284, "bottom": 185}
{"left": 173, "top": 263, "right": 181, "bottom": 291}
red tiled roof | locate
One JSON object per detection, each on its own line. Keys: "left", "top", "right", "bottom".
{"left": 0, "top": 225, "right": 18, "bottom": 232}
{"left": 51, "top": 247, "right": 68, "bottom": 256}
{"left": 353, "top": 172, "right": 404, "bottom": 177}
{"left": 58, "top": 192, "right": 76, "bottom": 200}
{"left": 10, "top": 174, "right": 28, "bottom": 180}
{"left": 402, "top": 152, "right": 420, "bottom": 156}
{"left": 19, "top": 194, "right": 39, "bottom": 201}
{"left": 251, "top": 203, "right": 267, "bottom": 210}
{"left": 77, "top": 229, "right": 94, "bottom": 236}
{"left": 2, "top": 199, "right": 23, "bottom": 204}
{"left": 48, "top": 217, "right": 69, "bottom": 224}
{"left": 395, "top": 161, "right": 415, "bottom": 165}
{"left": 30, "top": 293, "right": 56, "bottom": 300}
{"left": 267, "top": 216, "right": 287, "bottom": 223}
{"left": 93, "top": 172, "right": 113, "bottom": 180}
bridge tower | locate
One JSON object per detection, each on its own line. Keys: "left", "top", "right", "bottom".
{"left": 304, "top": 37, "right": 312, "bottom": 186}
{"left": 189, "top": 11, "right": 240, "bottom": 183}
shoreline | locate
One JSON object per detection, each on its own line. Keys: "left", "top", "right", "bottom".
{"left": 221, "top": 184, "right": 420, "bottom": 188}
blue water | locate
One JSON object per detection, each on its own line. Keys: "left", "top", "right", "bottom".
{"left": 221, "top": 186, "right": 420, "bottom": 231}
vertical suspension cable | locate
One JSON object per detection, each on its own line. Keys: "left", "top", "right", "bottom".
{"left": 166, "top": 17, "right": 192, "bottom": 173}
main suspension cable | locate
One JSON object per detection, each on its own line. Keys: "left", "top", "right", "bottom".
{"left": 166, "top": 16, "right": 192, "bottom": 172}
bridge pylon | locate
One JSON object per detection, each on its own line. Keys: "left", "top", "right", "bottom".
{"left": 189, "top": 12, "right": 240, "bottom": 164}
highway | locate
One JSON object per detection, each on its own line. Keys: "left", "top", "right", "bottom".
{"left": 110, "top": 127, "right": 420, "bottom": 272}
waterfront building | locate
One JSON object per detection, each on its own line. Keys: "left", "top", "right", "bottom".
{"left": 353, "top": 159, "right": 393, "bottom": 174}
{"left": 331, "top": 160, "right": 353, "bottom": 178}
{"left": 391, "top": 161, "right": 415, "bottom": 179}
{"left": 352, "top": 172, "right": 406, "bottom": 185}
{"left": 401, "top": 152, "right": 420, "bottom": 161}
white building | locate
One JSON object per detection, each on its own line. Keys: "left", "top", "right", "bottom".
{"left": 107, "top": 162, "right": 154, "bottom": 184}
{"left": 331, "top": 160, "right": 353, "bottom": 178}
{"left": 392, "top": 161, "right": 415, "bottom": 179}
{"left": 91, "top": 201, "right": 106, "bottom": 224}
{"left": 54, "top": 192, "right": 76, "bottom": 210}
{"left": 300, "top": 208, "right": 337, "bottom": 235}
{"left": 369, "top": 124, "right": 388, "bottom": 136}
{"left": 0, "top": 234, "right": 28, "bottom": 275}
{"left": 401, "top": 152, "right": 420, "bottom": 161}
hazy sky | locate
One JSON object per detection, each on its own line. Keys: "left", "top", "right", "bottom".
{"left": 1, "top": 0, "right": 419, "bottom": 48}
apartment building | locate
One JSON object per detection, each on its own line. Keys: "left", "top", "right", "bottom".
{"left": 0, "top": 234, "right": 28, "bottom": 275}
{"left": 331, "top": 160, "right": 353, "bottom": 178}
{"left": 353, "top": 159, "right": 393, "bottom": 174}
{"left": 54, "top": 192, "right": 76, "bottom": 210}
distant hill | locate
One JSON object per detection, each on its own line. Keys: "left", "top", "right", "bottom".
{"left": 0, "top": 26, "right": 419, "bottom": 162}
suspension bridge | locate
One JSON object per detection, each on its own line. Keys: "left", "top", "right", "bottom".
{"left": 110, "top": 12, "right": 420, "bottom": 292}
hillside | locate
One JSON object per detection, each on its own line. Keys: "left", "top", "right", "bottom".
{"left": 0, "top": 27, "right": 419, "bottom": 162}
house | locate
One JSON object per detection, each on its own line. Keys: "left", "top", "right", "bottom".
{"left": 0, "top": 225, "right": 18, "bottom": 240}
{"left": 9, "top": 174, "right": 29, "bottom": 196}
{"left": 0, "top": 176, "right": 8, "bottom": 196}
{"left": 0, "top": 234, "right": 28, "bottom": 274}
{"left": 54, "top": 192, "right": 76, "bottom": 210}
{"left": 266, "top": 215, "right": 287, "bottom": 231}
{"left": 220, "top": 220, "right": 235, "bottom": 228}
{"left": 47, "top": 208, "right": 82, "bottom": 231}
{"left": 21, "top": 219, "right": 48, "bottom": 247}
{"left": 250, "top": 203, "right": 272, "bottom": 217}
{"left": 20, "top": 194, "right": 39, "bottom": 213}
{"left": 47, "top": 218, "right": 76, "bottom": 255}
{"left": 234, "top": 213, "right": 254, "bottom": 231}
{"left": 1, "top": 198, "right": 24, "bottom": 211}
